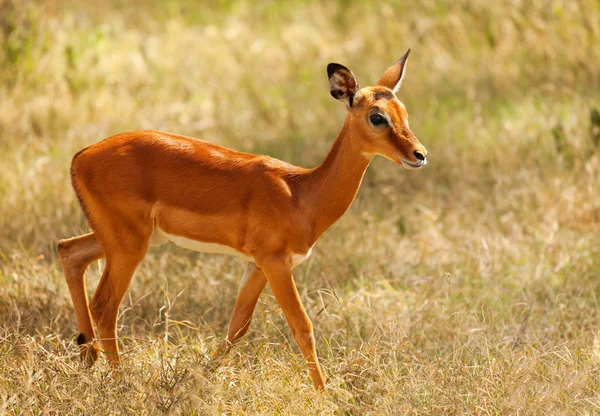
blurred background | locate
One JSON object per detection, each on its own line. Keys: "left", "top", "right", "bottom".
{"left": 1, "top": 0, "right": 599, "bottom": 413}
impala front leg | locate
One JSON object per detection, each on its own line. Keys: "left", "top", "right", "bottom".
{"left": 211, "top": 263, "right": 267, "bottom": 365}
{"left": 261, "top": 258, "right": 325, "bottom": 390}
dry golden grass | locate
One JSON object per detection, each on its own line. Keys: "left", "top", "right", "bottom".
{"left": 1, "top": 0, "right": 600, "bottom": 414}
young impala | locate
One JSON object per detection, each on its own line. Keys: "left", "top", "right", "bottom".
{"left": 57, "top": 50, "right": 427, "bottom": 390}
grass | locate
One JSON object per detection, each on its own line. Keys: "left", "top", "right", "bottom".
{"left": 1, "top": 0, "right": 600, "bottom": 414}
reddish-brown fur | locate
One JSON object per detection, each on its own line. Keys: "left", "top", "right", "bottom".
{"left": 57, "top": 52, "right": 427, "bottom": 390}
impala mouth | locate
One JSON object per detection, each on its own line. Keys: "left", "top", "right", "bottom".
{"left": 400, "top": 158, "right": 427, "bottom": 169}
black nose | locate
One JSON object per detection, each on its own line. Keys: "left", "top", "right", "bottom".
{"left": 414, "top": 151, "right": 425, "bottom": 161}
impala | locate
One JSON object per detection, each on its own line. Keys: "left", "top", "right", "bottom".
{"left": 57, "top": 49, "right": 427, "bottom": 390}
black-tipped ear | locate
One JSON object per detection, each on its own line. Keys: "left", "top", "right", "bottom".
{"left": 327, "top": 63, "right": 360, "bottom": 108}
{"left": 377, "top": 49, "right": 410, "bottom": 93}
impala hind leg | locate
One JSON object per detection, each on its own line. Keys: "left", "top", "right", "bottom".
{"left": 211, "top": 263, "right": 267, "bottom": 366}
{"left": 57, "top": 232, "right": 105, "bottom": 363}
{"left": 262, "top": 260, "right": 325, "bottom": 390}
{"left": 89, "top": 246, "right": 147, "bottom": 366}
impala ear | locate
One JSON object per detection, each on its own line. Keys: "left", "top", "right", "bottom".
{"left": 327, "top": 63, "right": 360, "bottom": 108}
{"left": 377, "top": 49, "right": 410, "bottom": 94}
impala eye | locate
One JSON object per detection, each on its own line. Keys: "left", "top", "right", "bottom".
{"left": 369, "top": 114, "right": 387, "bottom": 126}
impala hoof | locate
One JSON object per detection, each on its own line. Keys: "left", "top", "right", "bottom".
{"left": 77, "top": 333, "right": 99, "bottom": 365}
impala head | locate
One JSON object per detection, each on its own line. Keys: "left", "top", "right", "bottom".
{"left": 328, "top": 49, "right": 427, "bottom": 169}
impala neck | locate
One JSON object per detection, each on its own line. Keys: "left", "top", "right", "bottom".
{"left": 304, "top": 117, "right": 373, "bottom": 239}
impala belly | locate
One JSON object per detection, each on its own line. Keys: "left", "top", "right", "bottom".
{"left": 151, "top": 227, "right": 253, "bottom": 261}
{"left": 150, "top": 227, "right": 312, "bottom": 267}
{"left": 167, "top": 233, "right": 252, "bottom": 260}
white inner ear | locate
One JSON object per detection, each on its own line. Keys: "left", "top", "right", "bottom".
{"left": 392, "top": 62, "right": 408, "bottom": 94}
{"left": 331, "top": 72, "right": 361, "bottom": 107}
{"left": 332, "top": 73, "right": 348, "bottom": 91}
{"left": 333, "top": 73, "right": 345, "bottom": 83}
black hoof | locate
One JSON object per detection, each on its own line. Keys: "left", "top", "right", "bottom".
{"left": 76, "top": 333, "right": 87, "bottom": 346}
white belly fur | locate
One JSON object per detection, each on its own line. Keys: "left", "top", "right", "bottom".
{"left": 151, "top": 227, "right": 252, "bottom": 260}
{"left": 150, "top": 227, "right": 312, "bottom": 267}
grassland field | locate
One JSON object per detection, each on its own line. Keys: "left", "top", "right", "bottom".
{"left": 1, "top": 0, "right": 600, "bottom": 414}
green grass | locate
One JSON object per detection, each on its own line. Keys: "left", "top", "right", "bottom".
{"left": 1, "top": 0, "right": 600, "bottom": 414}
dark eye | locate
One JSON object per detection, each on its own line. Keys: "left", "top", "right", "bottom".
{"left": 370, "top": 114, "right": 387, "bottom": 126}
